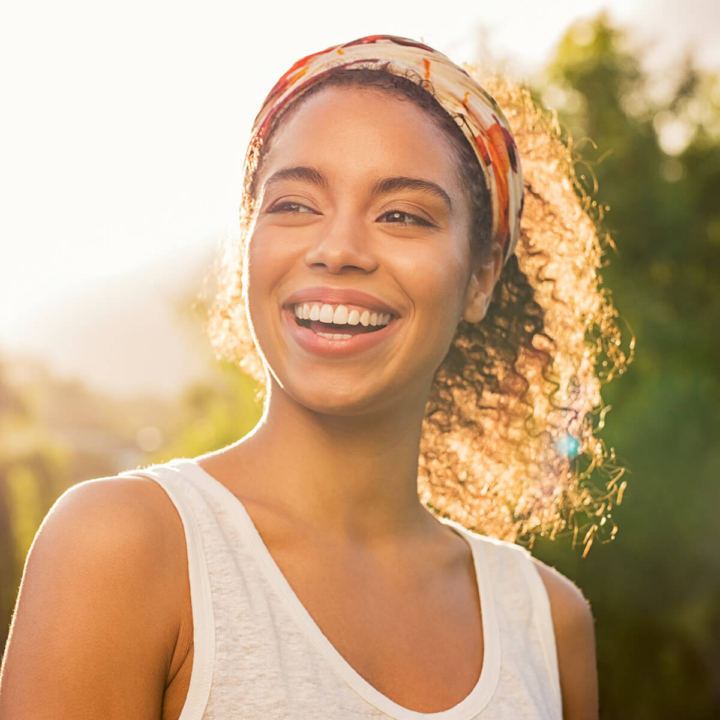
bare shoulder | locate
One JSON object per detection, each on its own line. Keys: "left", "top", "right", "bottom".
{"left": 530, "top": 556, "right": 599, "bottom": 720}
{"left": 43, "top": 473, "right": 186, "bottom": 557}
{"left": 0, "top": 474, "right": 190, "bottom": 720}
{"left": 530, "top": 556, "right": 594, "bottom": 634}
{"left": 23, "top": 474, "right": 189, "bottom": 603}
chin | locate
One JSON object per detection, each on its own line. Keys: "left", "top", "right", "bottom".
{"left": 279, "top": 374, "right": 399, "bottom": 417}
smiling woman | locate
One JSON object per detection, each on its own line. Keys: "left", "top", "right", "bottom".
{"left": 0, "top": 34, "right": 629, "bottom": 720}
{"left": 213, "top": 47, "right": 628, "bottom": 542}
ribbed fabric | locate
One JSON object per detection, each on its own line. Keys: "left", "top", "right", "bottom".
{"left": 121, "top": 458, "right": 562, "bottom": 719}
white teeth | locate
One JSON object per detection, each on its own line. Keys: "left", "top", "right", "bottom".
{"left": 319, "top": 304, "right": 334, "bottom": 323}
{"left": 317, "top": 332, "right": 352, "bottom": 340}
{"left": 332, "top": 305, "right": 348, "bottom": 324}
{"left": 293, "top": 302, "right": 394, "bottom": 327}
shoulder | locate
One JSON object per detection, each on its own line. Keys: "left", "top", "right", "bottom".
{"left": 0, "top": 474, "right": 190, "bottom": 717}
{"left": 18, "top": 471, "right": 189, "bottom": 638}
{"left": 35, "top": 473, "right": 187, "bottom": 576}
{"left": 465, "top": 530, "right": 594, "bottom": 635}
{"left": 457, "top": 530, "right": 599, "bottom": 719}
{"left": 443, "top": 527, "right": 598, "bottom": 708}
{"left": 530, "top": 555, "right": 599, "bottom": 720}
{"left": 529, "top": 556, "right": 593, "bottom": 634}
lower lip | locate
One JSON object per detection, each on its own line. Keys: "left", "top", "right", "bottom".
{"left": 282, "top": 307, "right": 401, "bottom": 358}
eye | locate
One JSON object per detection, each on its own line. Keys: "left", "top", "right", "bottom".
{"left": 378, "top": 210, "right": 435, "bottom": 227}
{"left": 268, "top": 201, "right": 317, "bottom": 214}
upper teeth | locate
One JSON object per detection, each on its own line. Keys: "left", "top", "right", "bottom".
{"left": 293, "top": 303, "right": 393, "bottom": 327}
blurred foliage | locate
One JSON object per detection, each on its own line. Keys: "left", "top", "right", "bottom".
{"left": 0, "top": 354, "right": 181, "bottom": 649}
{"left": 529, "top": 13, "right": 720, "bottom": 718}
{"left": 150, "top": 360, "right": 263, "bottom": 464}
{"left": 1, "top": 12, "right": 719, "bottom": 717}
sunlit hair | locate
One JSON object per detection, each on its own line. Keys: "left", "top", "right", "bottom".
{"left": 207, "top": 66, "right": 634, "bottom": 553}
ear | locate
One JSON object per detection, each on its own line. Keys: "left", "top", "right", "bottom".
{"left": 462, "top": 242, "right": 504, "bottom": 323}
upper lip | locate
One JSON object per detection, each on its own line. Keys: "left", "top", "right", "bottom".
{"left": 283, "top": 286, "right": 401, "bottom": 317}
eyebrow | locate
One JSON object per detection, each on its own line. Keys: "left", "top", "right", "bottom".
{"left": 262, "top": 165, "right": 452, "bottom": 211}
{"left": 262, "top": 166, "right": 327, "bottom": 191}
{"left": 372, "top": 176, "right": 452, "bottom": 211}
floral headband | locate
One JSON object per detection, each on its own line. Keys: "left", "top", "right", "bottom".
{"left": 249, "top": 34, "right": 524, "bottom": 266}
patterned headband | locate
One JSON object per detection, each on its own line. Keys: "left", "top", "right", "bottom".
{"left": 249, "top": 34, "right": 524, "bottom": 266}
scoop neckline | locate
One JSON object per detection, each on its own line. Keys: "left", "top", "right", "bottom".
{"left": 171, "top": 456, "right": 501, "bottom": 720}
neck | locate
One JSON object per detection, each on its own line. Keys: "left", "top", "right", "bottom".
{"left": 228, "top": 375, "right": 435, "bottom": 543}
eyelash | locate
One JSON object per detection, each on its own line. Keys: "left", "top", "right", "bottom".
{"left": 268, "top": 201, "right": 314, "bottom": 215}
{"left": 379, "top": 210, "right": 435, "bottom": 227}
{"left": 267, "top": 202, "right": 435, "bottom": 227}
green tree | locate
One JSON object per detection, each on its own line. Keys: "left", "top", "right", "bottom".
{"left": 531, "top": 14, "right": 720, "bottom": 718}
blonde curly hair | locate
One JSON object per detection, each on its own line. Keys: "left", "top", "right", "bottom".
{"left": 206, "top": 65, "right": 634, "bottom": 554}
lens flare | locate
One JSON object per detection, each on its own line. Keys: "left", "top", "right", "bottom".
{"left": 556, "top": 434, "right": 580, "bottom": 458}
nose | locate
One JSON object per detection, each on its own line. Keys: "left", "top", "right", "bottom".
{"left": 304, "top": 211, "right": 379, "bottom": 274}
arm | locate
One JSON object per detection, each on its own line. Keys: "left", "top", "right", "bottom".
{"left": 532, "top": 558, "right": 599, "bottom": 720}
{"left": 0, "top": 475, "right": 190, "bottom": 720}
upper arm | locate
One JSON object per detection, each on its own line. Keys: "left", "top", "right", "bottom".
{"left": 532, "top": 557, "right": 599, "bottom": 720}
{"left": 0, "top": 475, "right": 189, "bottom": 720}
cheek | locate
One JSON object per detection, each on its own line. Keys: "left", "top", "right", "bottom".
{"left": 395, "top": 241, "right": 471, "bottom": 369}
{"left": 401, "top": 239, "right": 469, "bottom": 322}
{"left": 427, "top": 264, "right": 468, "bottom": 353}
{"left": 244, "top": 225, "right": 295, "bottom": 307}
{"left": 242, "top": 228, "right": 292, "bottom": 350}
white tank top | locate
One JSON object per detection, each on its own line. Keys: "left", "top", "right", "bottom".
{"left": 123, "top": 458, "right": 562, "bottom": 720}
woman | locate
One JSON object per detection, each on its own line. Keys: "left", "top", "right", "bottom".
{"left": 0, "top": 35, "right": 625, "bottom": 719}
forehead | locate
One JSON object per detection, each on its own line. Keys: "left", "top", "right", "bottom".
{"left": 258, "top": 86, "right": 462, "bottom": 190}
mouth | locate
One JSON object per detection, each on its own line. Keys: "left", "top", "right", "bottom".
{"left": 292, "top": 315, "right": 392, "bottom": 338}
{"left": 282, "top": 304, "right": 400, "bottom": 357}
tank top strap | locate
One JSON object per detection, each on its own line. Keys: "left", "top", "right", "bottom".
{"left": 118, "top": 462, "right": 216, "bottom": 720}
{"left": 456, "top": 528, "right": 562, "bottom": 717}
{"left": 513, "top": 544, "right": 562, "bottom": 713}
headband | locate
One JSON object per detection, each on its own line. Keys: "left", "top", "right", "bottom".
{"left": 249, "top": 34, "right": 524, "bottom": 266}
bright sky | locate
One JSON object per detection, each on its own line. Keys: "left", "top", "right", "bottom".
{"left": 1, "top": 0, "right": 717, "bottom": 348}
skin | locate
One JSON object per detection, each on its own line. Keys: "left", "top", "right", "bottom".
{"left": 0, "top": 87, "right": 598, "bottom": 719}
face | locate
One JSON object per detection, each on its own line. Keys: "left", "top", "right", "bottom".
{"left": 244, "top": 86, "right": 493, "bottom": 417}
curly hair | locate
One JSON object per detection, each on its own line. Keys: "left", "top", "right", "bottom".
{"left": 206, "top": 65, "right": 634, "bottom": 554}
